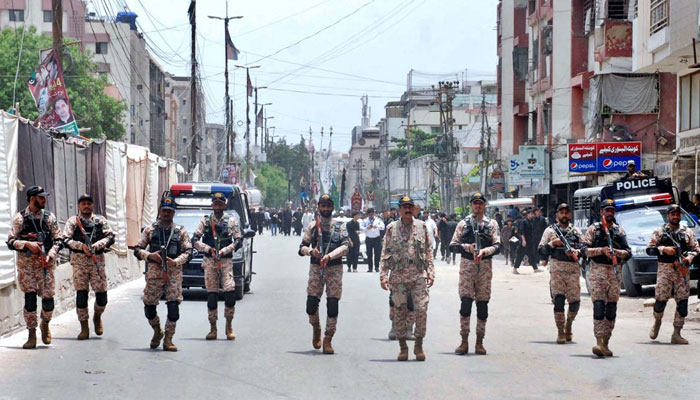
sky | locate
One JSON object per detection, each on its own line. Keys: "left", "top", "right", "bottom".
{"left": 94, "top": 0, "right": 499, "bottom": 151}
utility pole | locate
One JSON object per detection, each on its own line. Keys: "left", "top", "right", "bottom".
{"left": 383, "top": 129, "right": 391, "bottom": 208}
{"left": 438, "top": 80, "right": 458, "bottom": 212}
{"left": 230, "top": 99, "right": 235, "bottom": 157}
{"left": 188, "top": 0, "right": 198, "bottom": 177}
{"left": 263, "top": 114, "right": 274, "bottom": 153}
{"left": 479, "top": 93, "right": 489, "bottom": 195}
{"left": 52, "top": 0, "right": 63, "bottom": 64}
{"left": 309, "top": 127, "right": 315, "bottom": 200}
{"left": 405, "top": 121, "right": 411, "bottom": 195}
{"left": 235, "top": 65, "right": 260, "bottom": 184}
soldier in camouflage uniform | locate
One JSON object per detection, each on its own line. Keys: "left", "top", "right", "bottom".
{"left": 298, "top": 194, "right": 350, "bottom": 354}
{"left": 646, "top": 204, "right": 699, "bottom": 344}
{"left": 449, "top": 193, "right": 500, "bottom": 356}
{"left": 63, "top": 194, "right": 115, "bottom": 340}
{"left": 583, "top": 199, "right": 630, "bottom": 357}
{"left": 191, "top": 192, "right": 243, "bottom": 341}
{"left": 380, "top": 195, "right": 435, "bottom": 361}
{"left": 133, "top": 195, "right": 191, "bottom": 351}
{"left": 6, "top": 186, "right": 63, "bottom": 349}
{"left": 538, "top": 203, "right": 583, "bottom": 344}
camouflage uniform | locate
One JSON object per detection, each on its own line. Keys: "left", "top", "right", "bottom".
{"left": 298, "top": 219, "right": 350, "bottom": 342}
{"left": 583, "top": 222, "right": 630, "bottom": 345}
{"left": 380, "top": 219, "right": 435, "bottom": 341}
{"left": 646, "top": 223, "right": 698, "bottom": 337}
{"left": 449, "top": 215, "right": 500, "bottom": 344}
{"left": 192, "top": 214, "right": 242, "bottom": 324}
{"left": 7, "top": 207, "right": 62, "bottom": 331}
{"left": 538, "top": 222, "right": 583, "bottom": 340}
{"left": 63, "top": 215, "right": 115, "bottom": 323}
{"left": 133, "top": 223, "right": 191, "bottom": 338}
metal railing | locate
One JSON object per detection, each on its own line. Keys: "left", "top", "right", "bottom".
{"left": 650, "top": 0, "right": 669, "bottom": 35}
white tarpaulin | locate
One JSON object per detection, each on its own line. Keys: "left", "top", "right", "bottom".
{"left": 0, "top": 112, "right": 19, "bottom": 288}
{"left": 143, "top": 152, "right": 160, "bottom": 228}
{"left": 105, "top": 141, "right": 128, "bottom": 254}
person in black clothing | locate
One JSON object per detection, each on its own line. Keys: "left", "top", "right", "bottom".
{"left": 445, "top": 214, "right": 458, "bottom": 264}
{"left": 346, "top": 211, "right": 361, "bottom": 272}
{"left": 282, "top": 207, "right": 293, "bottom": 236}
{"left": 257, "top": 207, "right": 264, "bottom": 235}
{"left": 512, "top": 208, "right": 542, "bottom": 273}
{"left": 532, "top": 207, "right": 548, "bottom": 266}
{"left": 438, "top": 213, "right": 449, "bottom": 261}
{"left": 493, "top": 207, "right": 503, "bottom": 230}
{"left": 293, "top": 207, "right": 303, "bottom": 236}
{"left": 249, "top": 208, "right": 258, "bottom": 232}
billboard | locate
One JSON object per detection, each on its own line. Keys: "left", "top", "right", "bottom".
{"left": 568, "top": 141, "right": 641, "bottom": 174}
{"left": 518, "top": 145, "right": 546, "bottom": 178}
{"left": 27, "top": 50, "right": 79, "bottom": 135}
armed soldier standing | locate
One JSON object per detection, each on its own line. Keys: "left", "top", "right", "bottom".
{"left": 538, "top": 203, "right": 583, "bottom": 344}
{"left": 7, "top": 186, "right": 63, "bottom": 349}
{"left": 380, "top": 196, "right": 435, "bottom": 361}
{"left": 191, "top": 192, "right": 242, "bottom": 341}
{"left": 298, "top": 194, "right": 350, "bottom": 354}
{"left": 63, "top": 194, "right": 115, "bottom": 340}
{"left": 133, "top": 195, "right": 191, "bottom": 351}
{"left": 646, "top": 204, "right": 698, "bottom": 344}
{"left": 450, "top": 193, "right": 500, "bottom": 355}
{"left": 583, "top": 199, "right": 631, "bottom": 357}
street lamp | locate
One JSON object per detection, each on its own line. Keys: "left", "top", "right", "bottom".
{"left": 233, "top": 64, "right": 260, "bottom": 184}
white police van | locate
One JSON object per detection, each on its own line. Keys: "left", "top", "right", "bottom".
{"left": 573, "top": 177, "right": 700, "bottom": 297}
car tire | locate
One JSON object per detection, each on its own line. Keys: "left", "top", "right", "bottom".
{"left": 622, "top": 263, "right": 642, "bottom": 297}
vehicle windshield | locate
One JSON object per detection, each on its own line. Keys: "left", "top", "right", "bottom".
{"left": 616, "top": 207, "right": 696, "bottom": 243}
{"left": 173, "top": 210, "right": 241, "bottom": 235}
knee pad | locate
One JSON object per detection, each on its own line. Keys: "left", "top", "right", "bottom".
{"left": 207, "top": 292, "right": 218, "bottom": 310}
{"left": 327, "top": 297, "right": 339, "bottom": 318}
{"left": 407, "top": 293, "right": 414, "bottom": 312}
{"left": 76, "top": 290, "right": 89, "bottom": 309}
{"left": 224, "top": 291, "right": 236, "bottom": 308}
{"left": 553, "top": 294, "right": 566, "bottom": 313}
{"left": 166, "top": 301, "right": 179, "bottom": 322}
{"left": 654, "top": 300, "right": 667, "bottom": 314}
{"left": 677, "top": 299, "right": 689, "bottom": 318}
{"left": 42, "top": 298, "right": 54, "bottom": 312}
{"left": 306, "top": 296, "right": 320, "bottom": 315}
{"left": 24, "top": 292, "right": 37, "bottom": 312}
{"left": 569, "top": 301, "right": 581, "bottom": 313}
{"left": 95, "top": 291, "right": 108, "bottom": 307}
{"left": 605, "top": 302, "right": 617, "bottom": 321}
{"left": 476, "top": 301, "right": 488, "bottom": 320}
{"left": 144, "top": 304, "right": 157, "bottom": 320}
{"left": 593, "top": 300, "right": 606, "bottom": 320}
{"left": 459, "top": 297, "right": 473, "bottom": 317}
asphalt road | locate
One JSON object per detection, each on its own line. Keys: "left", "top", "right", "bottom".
{"left": 1, "top": 232, "right": 699, "bottom": 399}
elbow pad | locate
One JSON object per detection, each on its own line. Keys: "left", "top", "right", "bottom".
{"left": 133, "top": 246, "right": 145, "bottom": 261}
{"left": 298, "top": 241, "right": 310, "bottom": 257}
{"left": 646, "top": 247, "right": 660, "bottom": 257}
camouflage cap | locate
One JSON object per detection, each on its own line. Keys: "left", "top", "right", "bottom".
{"left": 398, "top": 195, "right": 414, "bottom": 206}
{"left": 160, "top": 195, "right": 177, "bottom": 211}
{"left": 26, "top": 185, "right": 49, "bottom": 198}
{"left": 667, "top": 204, "right": 682, "bottom": 214}
{"left": 318, "top": 193, "right": 334, "bottom": 205}
{"left": 556, "top": 203, "right": 570, "bottom": 212}
{"left": 470, "top": 192, "right": 486, "bottom": 204}
{"left": 211, "top": 192, "right": 227, "bottom": 203}
{"left": 601, "top": 199, "right": 616, "bottom": 210}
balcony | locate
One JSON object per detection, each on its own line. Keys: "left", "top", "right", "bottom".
{"left": 594, "top": 20, "right": 633, "bottom": 62}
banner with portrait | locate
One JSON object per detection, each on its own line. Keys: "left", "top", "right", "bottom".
{"left": 27, "top": 50, "right": 79, "bottom": 135}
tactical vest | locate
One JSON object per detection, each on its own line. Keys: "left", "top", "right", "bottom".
{"left": 656, "top": 227, "right": 689, "bottom": 264}
{"left": 387, "top": 220, "right": 428, "bottom": 271}
{"left": 459, "top": 216, "right": 496, "bottom": 260}
{"left": 70, "top": 215, "right": 111, "bottom": 254}
{"left": 589, "top": 222, "right": 627, "bottom": 264}
{"left": 202, "top": 214, "right": 234, "bottom": 259}
{"left": 550, "top": 224, "right": 581, "bottom": 262}
{"left": 310, "top": 221, "right": 344, "bottom": 266}
{"left": 147, "top": 223, "right": 183, "bottom": 259}
{"left": 18, "top": 209, "right": 53, "bottom": 250}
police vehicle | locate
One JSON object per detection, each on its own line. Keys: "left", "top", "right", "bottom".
{"left": 169, "top": 183, "right": 256, "bottom": 299}
{"left": 573, "top": 177, "right": 700, "bottom": 297}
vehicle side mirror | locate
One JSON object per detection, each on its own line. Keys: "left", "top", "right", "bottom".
{"left": 243, "top": 228, "right": 256, "bottom": 239}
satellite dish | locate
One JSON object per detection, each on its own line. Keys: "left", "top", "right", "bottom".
{"left": 358, "top": 138, "right": 366, "bottom": 145}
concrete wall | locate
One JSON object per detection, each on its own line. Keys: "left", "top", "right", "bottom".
{"left": 0, "top": 253, "right": 143, "bottom": 337}
{"left": 551, "top": 0, "right": 572, "bottom": 152}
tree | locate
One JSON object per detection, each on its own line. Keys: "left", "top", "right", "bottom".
{"left": 388, "top": 128, "right": 438, "bottom": 166}
{"left": 0, "top": 27, "right": 126, "bottom": 140}
{"left": 266, "top": 137, "right": 311, "bottom": 203}
{"left": 253, "top": 163, "right": 288, "bottom": 208}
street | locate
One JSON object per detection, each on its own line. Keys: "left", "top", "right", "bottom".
{"left": 1, "top": 233, "right": 699, "bottom": 400}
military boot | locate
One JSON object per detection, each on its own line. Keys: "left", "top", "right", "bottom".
{"left": 556, "top": 325, "right": 566, "bottom": 344}
{"left": 455, "top": 334, "right": 469, "bottom": 355}
{"left": 225, "top": 317, "right": 236, "bottom": 340}
{"left": 414, "top": 337, "right": 426, "bottom": 361}
{"left": 150, "top": 324, "right": 164, "bottom": 349}
{"left": 77, "top": 320, "right": 90, "bottom": 340}
{"left": 22, "top": 328, "right": 37, "bottom": 349}
{"left": 322, "top": 335, "right": 334, "bottom": 354}
{"left": 475, "top": 334, "right": 487, "bottom": 355}
{"left": 671, "top": 326, "right": 689, "bottom": 345}
{"left": 205, "top": 322, "right": 217, "bottom": 340}
{"left": 592, "top": 337, "right": 606, "bottom": 357}
{"left": 565, "top": 318, "right": 574, "bottom": 342}
{"left": 649, "top": 316, "right": 662, "bottom": 340}
{"left": 397, "top": 339, "right": 409, "bottom": 361}
{"left": 387, "top": 321, "right": 396, "bottom": 340}
{"left": 312, "top": 323, "right": 322, "bottom": 349}
{"left": 163, "top": 332, "right": 178, "bottom": 352}
{"left": 93, "top": 309, "right": 104, "bottom": 336}
{"left": 39, "top": 319, "right": 51, "bottom": 345}
{"left": 602, "top": 335, "right": 613, "bottom": 357}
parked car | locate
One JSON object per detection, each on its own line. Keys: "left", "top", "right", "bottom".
{"left": 334, "top": 216, "right": 368, "bottom": 264}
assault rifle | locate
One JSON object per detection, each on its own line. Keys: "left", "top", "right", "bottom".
{"left": 75, "top": 216, "right": 99, "bottom": 264}
{"left": 662, "top": 228, "right": 690, "bottom": 279}
{"left": 601, "top": 217, "right": 620, "bottom": 281}
{"left": 25, "top": 232, "right": 48, "bottom": 286}
{"left": 472, "top": 217, "right": 482, "bottom": 264}
{"left": 552, "top": 223, "right": 578, "bottom": 262}
{"left": 161, "top": 247, "right": 168, "bottom": 286}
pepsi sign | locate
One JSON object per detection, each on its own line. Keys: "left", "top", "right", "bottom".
{"left": 568, "top": 141, "right": 642, "bottom": 174}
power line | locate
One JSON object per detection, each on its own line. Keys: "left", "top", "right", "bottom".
{"left": 235, "top": 0, "right": 335, "bottom": 38}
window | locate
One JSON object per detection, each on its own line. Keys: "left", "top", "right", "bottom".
{"left": 182, "top": 99, "right": 187, "bottom": 105}
{"left": 43, "top": 11, "right": 52, "bottom": 23}
{"left": 680, "top": 72, "right": 700, "bottom": 132}
{"left": 9, "top": 9, "right": 24, "bottom": 22}
{"left": 607, "top": 0, "right": 629, "bottom": 20}
{"left": 650, "top": 0, "right": 668, "bottom": 35}
{"left": 431, "top": 127, "right": 441, "bottom": 134}
{"left": 96, "top": 42, "right": 108, "bottom": 54}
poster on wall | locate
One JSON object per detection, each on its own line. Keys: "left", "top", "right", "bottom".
{"left": 518, "top": 145, "right": 546, "bottom": 178}
{"left": 27, "top": 50, "right": 79, "bottom": 135}
{"left": 568, "top": 141, "right": 642, "bottom": 174}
